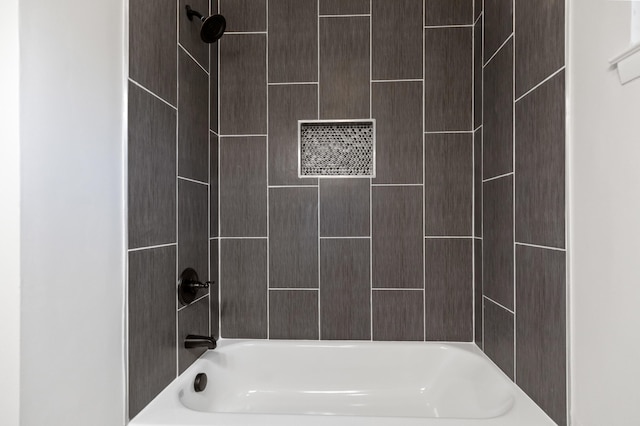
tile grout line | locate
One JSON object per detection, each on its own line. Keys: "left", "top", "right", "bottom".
{"left": 484, "top": 295, "right": 514, "bottom": 314}
{"left": 483, "top": 171, "right": 513, "bottom": 182}
{"left": 177, "top": 293, "right": 209, "bottom": 312}
{"left": 515, "top": 241, "right": 567, "bottom": 252}
{"left": 177, "top": 175, "right": 209, "bottom": 186}
{"left": 514, "top": 66, "right": 566, "bottom": 103}
{"left": 217, "top": 0, "right": 222, "bottom": 341}
{"left": 266, "top": 0, "right": 270, "bottom": 340}
{"left": 128, "top": 242, "right": 177, "bottom": 252}
{"left": 483, "top": 33, "right": 513, "bottom": 68}
{"left": 370, "top": 0, "right": 374, "bottom": 342}
{"left": 175, "top": 1, "right": 180, "bottom": 378}
{"left": 268, "top": 81, "right": 318, "bottom": 86}
{"left": 317, "top": 0, "right": 321, "bottom": 341}
{"left": 178, "top": 43, "right": 210, "bottom": 75}
{"left": 208, "top": 7, "right": 212, "bottom": 339}
{"left": 424, "top": 24, "right": 474, "bottom": 29}
{"left": 471, "top": 7, "right": 476, "bottom": 345}
{"left": 512, "top": 0, "right": 517, "bottom": 384}
{"left": 422, "top": 0, "right": 426, "bottom": 342}
{"left": 128, "top": 78, "right": 177, "bottom": 110}
{"left": 481, "top": 0, "right": 485, "bottom": 353}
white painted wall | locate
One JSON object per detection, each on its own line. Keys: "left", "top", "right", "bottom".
{"left": 0, "top": 0, "right": 21, "bottom": 424}
{"left": 568, "top": 1, "right": 640, "bottom": 425}
{"left": 19, "top": 0, "right": 127, "bottom": 424}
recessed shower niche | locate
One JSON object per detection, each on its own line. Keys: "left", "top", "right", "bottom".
{"left": 298, "top": 119, "right": 376, "bottom": 178}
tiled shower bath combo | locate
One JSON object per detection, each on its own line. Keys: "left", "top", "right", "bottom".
{"left": 127, "top": 0, "right": 567, "bottom": 424}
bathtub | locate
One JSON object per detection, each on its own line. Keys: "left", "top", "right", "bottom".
{"left": 130, "top": 340, "right": 555, "bottom": 426}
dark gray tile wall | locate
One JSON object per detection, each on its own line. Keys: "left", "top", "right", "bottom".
{"left": 220, "top": 239, "right": 268, "bottom": 338}
{"left": 372, "top": 186, "right": 423, "bottom": 288}
{"left": 372, "top": 290, "right": 424, "bottom": 341}
{"left": 424, "top": 133, "right": 473, "bottom": 236}
{"left": 320, "top": 239, "right": 371, "bottom": 340}
{"left": 516, "top": 245, "right": 567, "bottom": 425}
{"left": 320, "top": 179, "right": 370, "bottom": 237}
{"left": 269, "top": 290, "right": 319, "bottom": 339}
{"left": 425, "top": 239, "right": 472, "bottom": 341}
{"left": 220, "top": 0, "right": 266, "bottom": 32}
{"left": 268, "top": 84, "right": 318, "bottom": 186}
{"left": 514, "top": 0, "right": 564, "bottom": 97}
{"left": 425, "top": 0, "right": 473, "bottom": 26}
{"left": 269, "top": 0, "right": 318, "bottom": 83}
{"left": 129, "top": 0, "right": 176, "bottom": 105}
{"left": 179, "top": 0, "right": 210, "bottom": 70}
{"left": 424, "top": 27, "right": 472, "bottom": 131}
{"left": 515, "top": 72, "right": 566, "bottom": 249}
{"left": 214, "top": 0, "right": 473, "bottom": 344}
{"left": 372, "top": 0, "right": 423, "bottom": 80}
{"left": 483, "top": 298, "right": 514, "bottom": 379}
{"left": 483, "top": 175, "right": 513, "bottom": 309}
{"left": 219, "top": 34, "right": 267, "bottom": 134}
{"left": 128, "top": 0, "right": 217, "bottom": 416}
{"left": 372, "top": 81, "right": 423, "bottom": 184}
{"left": 178, "top": 49, "right": 209, "bottom": 182}
{"left": 320, "top": 0, "right": 369, "bottom": 15}
{"left": 219, "top": 136, "right": 267, "bottom": 237}
{"left": 483, "top": 37, "right": 513, "bottom": 179}
{"left": 128, "top": 246, "right": 176, "bottom": 418}
{"left": 128, "top": 83, "right": 176, "bottom": 249}
{"left": 474, "top": 1, "right": 567, "bottom": 422}
{"left": 319, "top": 16, "right": 370, "bottom": 119}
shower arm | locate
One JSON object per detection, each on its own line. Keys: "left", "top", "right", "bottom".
{"left": 185, "top": 5, "right": 205, "bottom": 22}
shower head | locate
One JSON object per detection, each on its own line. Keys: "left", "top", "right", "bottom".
{"left": 185, "top": 5, "right": 226, "bottom": 44}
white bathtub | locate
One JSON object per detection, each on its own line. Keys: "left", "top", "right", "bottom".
{"left": 130, "top": 340, "right": 555, "bottom": 426}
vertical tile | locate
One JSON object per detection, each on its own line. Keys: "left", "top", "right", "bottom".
{"left": 179, "top": 49, "right": 210, "bottom": 182}
{"left": 483, "top": 175, "right": 513, "bottom": 309}
{"left": 484, "top": 0, "right": 512, "bottom": 62}
{"left": 319, "top": 16, "right": 370, "bottom": 119}
{"left": 268, "top": 84, "right": 318, "bottom": 186}
{"left": 515, "top": 0, "right": 564, "bottom": 97}
{"left": 474, "top": 0, "right": 482, "bottom": 20}
{"left": 268, "top": 0, "right": 318, "bottom": 83}
{"left": 320, "top": 179, "right": 370, "bottom": 237}
{"left": 425, "top": 239, "right": 473, "bottom": 341}
{"left": 483, "top": 298, "right": 514, "bottom": 379}
{"left": 474, "top": 129, "right": 482, "bottom": 237}
{"left": 129, "top": 0, "right": 176, "bottom": 105}
{"left": 516, "top": 245, "right": 567, "bottom": 425}
{"left": 178, "top": 296, "right": 210, "bottom": 374}
{"left": 320, "top": 239, "right": 371, "bottom": 340}
{"left": 220, "top": 34, "right": 267, "bottom": 134}
{"left": 269, "top": 188, "right": 318, "bottom": 288}
{"left": 474, "top": 239, "right": 483, "bottom": 347}
{"left": 220, "top": 239, "right": 267, "bottom": 338}
{"left": 372, "top": 82, "right": 423, "bottom": 184}
{"left": 424, "top": 27, "right": 473, "bottom": 131}
{"left": 210, "top": 42, "right": 219, "bottom": 133}
{"left": 219, "top": 136, "right": 267, "bottom": 237}
{"left": 128, "top": 83, "right": 176, "bottom": 249}
{"left": 178, "top": 180, "right": 209, "bottom": 296}
{"left": 320, "top": 0, "right": 369, "bottom": 15}
{"left": 210, "top": 132, "right": 219, "bottom": 237}
{"left": 424, "top": 133, "right": 473, "bottom": 236}
{"left": 483, "top": 38, "right": 513, "bottom": 179}
{"left": 372, "top": 290, "right": 424, "bottom": 341}
{"left": 210, "top": 239, "right": 219, "bottom": 339}
{"left": 515, "top": 72, "right": 565, "bottom": 248}
{"left": 220, "top": 0, "right": 267, "bottom": 32}
{"left": 128, "top": 246, "right": 176, "bottom": 418}
{"left": 474, "top": 19, "right": 483, "bottom": 130}
{"left": 372, "top": 0, "right": 423, "bottom": 80}
{"left": 424, "top": 0, "right": 473, "bottom": 26}
{"left": 372, "top": 186, "right": 423, "bottom": 288}
{"left": 269, "top": 290, "right": 319, "bottom": 339}
{"left": 179, "top": 0, "right": 210, "bottom": 70}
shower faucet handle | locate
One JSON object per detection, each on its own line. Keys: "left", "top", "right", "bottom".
{"left": 178, "top": 268, "right": 212, "bottom": 305}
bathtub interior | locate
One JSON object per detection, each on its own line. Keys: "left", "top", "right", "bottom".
{"left": 177, "top": 341, "right": 515, "bottom": 419}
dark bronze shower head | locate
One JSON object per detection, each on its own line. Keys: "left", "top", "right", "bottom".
{"left": 185, "top": 5, "right": 226, "bottom": 44}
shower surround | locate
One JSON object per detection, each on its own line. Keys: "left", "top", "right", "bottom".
{"left": 127, "top": 0, "right": 567, "bottom": 424}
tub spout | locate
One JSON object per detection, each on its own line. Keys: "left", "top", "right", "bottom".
{"left": 185, "top": 335, "right": 216, "bottom": 350}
